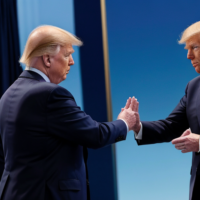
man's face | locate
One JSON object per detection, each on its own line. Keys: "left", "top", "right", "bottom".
{"left": 185, "top": 35, "right": 200, "bottom": 73}
{"left": 48, "top": 44, "right": 75, "bottom": 84}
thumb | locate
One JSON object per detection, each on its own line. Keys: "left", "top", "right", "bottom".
{"left": 181, "top": 129, "right": 191, "bottom": 137}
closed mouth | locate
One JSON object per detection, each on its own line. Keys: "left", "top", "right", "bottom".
{"left": 193, "top": 63, "right": 198, "bottom": 66}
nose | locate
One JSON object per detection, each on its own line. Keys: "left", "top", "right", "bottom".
{"left": 187, "top": 49, "right": 194, "bottom": 60}
{"left": 69, "top": 55, "right": 75, "bottom": 66}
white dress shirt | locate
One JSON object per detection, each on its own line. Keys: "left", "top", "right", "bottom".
{"left": 28, "top": 67, "right": 51, "bottom": 82}
{"left": 134, "top": 122, "right": 143, "bottom": 139}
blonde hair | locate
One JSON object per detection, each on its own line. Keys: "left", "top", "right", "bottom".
{"left": 20, "top": 25, "right": 82, "bottom": 68}
{"left": 179, "top": 21, "right": 200, "bottom": 44}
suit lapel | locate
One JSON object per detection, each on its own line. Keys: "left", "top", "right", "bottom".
{"left": 19, "top": 70, "right": 46, "bottom": 82}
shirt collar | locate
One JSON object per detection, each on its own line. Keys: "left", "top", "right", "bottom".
{"left": 27, "top": 67, "right": 51, "bottom": 83}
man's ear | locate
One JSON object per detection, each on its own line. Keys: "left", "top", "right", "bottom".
{"left": 42, "top": 54, "right": 51, "bottom": 68}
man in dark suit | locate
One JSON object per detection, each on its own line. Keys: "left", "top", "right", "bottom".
{"left": 0, "top": 25, "right": 139, "bottom": 200}
{"left": 132, "top": 21, "right": 200, "bottom": 200}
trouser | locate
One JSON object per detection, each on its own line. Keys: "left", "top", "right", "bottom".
{"left": 192, "top": 176, "right": 200, "bottom": 200}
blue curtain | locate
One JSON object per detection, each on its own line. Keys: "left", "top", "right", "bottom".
{"left": 0, "top": 0, "right": 22, "bottom": 97}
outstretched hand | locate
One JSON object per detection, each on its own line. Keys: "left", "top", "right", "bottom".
{"left": 117, "top": 97, "right": 141, "bottom": 133}
{"left": 171, "top": 129, "right": 200, "bottom": 153}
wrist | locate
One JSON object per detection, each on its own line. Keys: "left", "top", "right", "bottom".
{"left": 134, "top": 123, "right": 141, "bottom": 134}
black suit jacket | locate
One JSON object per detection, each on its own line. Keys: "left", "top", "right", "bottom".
{"left": 0, "top": 70, "right": 127, "bottom": 200}
{"left": 136, "top": 75, "right": 200, "bottom": 200}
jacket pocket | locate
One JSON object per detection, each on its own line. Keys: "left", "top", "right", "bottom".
{"left": 59, "top": 179, "right": 81, "bottom": 191}
{"left": 0, "top": 170, "right": 9, "bottom": 199}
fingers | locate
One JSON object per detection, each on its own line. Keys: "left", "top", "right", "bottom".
{"left": 172, "top": 131, "right": 199, "bottom": 153}
{"left": 135, "top": 101, "right": 139, "bottom": 112}
{"left": 172, "top": 129, "right": 192, "bottom": 144}
{"left": 130, "top": 97, "right": 139, "bottom": 112}
{"left": 171, "top": 137, "right": 186, "bottom": 144}
{"left": 181, "top": 146, "right": 190, "bottom": 153}
{"left": 181, "top": 149, "right": 189, "bottom": 153}
{"left": 175, "top": 142, "right": 185, "bottom": 148}
{"left": 123, "top": 96, "right": 139, "bottom": 113}
{"left": 181, "top": 129, "right": 191, "bottom": 137}
{"left": 124, "top": 97, "right": 131, "bottom": 109}
{"left": 174, "top": 142, "right": 185, "bottom": 150}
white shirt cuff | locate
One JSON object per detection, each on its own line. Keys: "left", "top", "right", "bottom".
{"left": 118, "top": 119, "right": 129, "bottom": 133}
{"left": 134, "top": 122, "right": 143, "bottom": 140}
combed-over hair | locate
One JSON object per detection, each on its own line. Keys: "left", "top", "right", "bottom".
{"left": 179, "top": 21, "right": 200, "bottom": 44}
{"left": 20, "top": 25, "right": 82, "bottom": 68}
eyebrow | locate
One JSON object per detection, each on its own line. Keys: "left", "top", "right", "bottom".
{"left": 184, "top": 43, "right": 198, "bottom": 49}
{"left": 65, "top": 49, "right": 75, "bottom": 55}
{"left": 69, "top": 48, "right": 75, "bottom": 53}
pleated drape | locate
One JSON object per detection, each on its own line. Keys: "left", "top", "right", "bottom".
{"left": 0, "top": 0, "right": 22, "bottom": 97}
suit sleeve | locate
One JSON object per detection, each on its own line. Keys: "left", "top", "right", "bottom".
{"left": 0, "top": 100, "right": 4, "bottom": 179}
{"left": 137, "top": 83, "right": 190, "bottom": 145}
{"left": 0, "top": 138, "right": 4, "bottom": 179}
{"left": 46, "top": 86, "right": 127, "bottom": 149}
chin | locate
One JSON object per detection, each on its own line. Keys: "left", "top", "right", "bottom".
{"left": 195, "top": 68, "right": 200, "bottom": 74}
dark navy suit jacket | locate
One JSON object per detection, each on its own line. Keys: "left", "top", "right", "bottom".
{"left": 136, "top": 76, "right": 200, "bottom": 200}
{"left": 0, "top": 70, "right": 127, "bottom": 200}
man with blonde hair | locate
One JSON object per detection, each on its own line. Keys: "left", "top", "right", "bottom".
{"left": 0, "top": 25, "right": 140, "bottom": 200}
{"left": 131, "top": 21, "right": 200, "bottom": 200}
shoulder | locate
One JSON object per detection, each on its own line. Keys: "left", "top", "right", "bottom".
{"left": 184, "top": 75, "right": 200, "bottom": 95}
{"left": 33, "top": 82, "right": 73, "bottom": 96}
{"left": 188, "top": 75, "right": 200, "bottom": 86}
{"left": 42, "top": 83, "right": 75, "bottom": 102}
{"left": 29, "top": 82, "right": 75, "bottom": 102}
{"left": 50, "top": 84, "right": 74, "bottom": 99}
